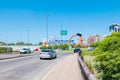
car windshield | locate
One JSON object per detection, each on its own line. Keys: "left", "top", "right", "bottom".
{"left": 22, "top": 48, "right": 28, "bottom": 50}
{"left": 75, "top": 48, "right": 80, "bottom": 50}
{"left": 42, "top": 50, "right": 50, "bottom": 52}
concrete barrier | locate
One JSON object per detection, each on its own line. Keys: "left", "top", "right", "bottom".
{"left": 0, "top": 52, "right": 39, "bottom": 60}
{"left": 77, "top": 53, "right": 98, "bottom": 80}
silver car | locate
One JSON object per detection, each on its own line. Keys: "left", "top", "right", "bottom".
{"left": 20, "top": 48, "right": 31, "bottom": 54}
{"left": 40, "top": 49, "right": 57, "bottom": 59}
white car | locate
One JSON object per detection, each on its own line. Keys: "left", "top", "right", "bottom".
{"left": 40, "top": 49, "right": 57, "bottom": 59}
{"left": 20, "top": 48, "right": 31, "bottom": 54}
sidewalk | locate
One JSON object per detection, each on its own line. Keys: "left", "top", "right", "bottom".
{"left": 42, "top": 54, "right": 83, "bottom": 80}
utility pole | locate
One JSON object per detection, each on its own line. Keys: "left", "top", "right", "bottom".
{"left": 6, "top": 36, "right": 8, "bottom": 47}
{"left": 46, "top": 15, "right": 49, "bottom": 44}
{"left": 20, "top": 33, "right": 22, "bottom": 50}
{"left": 28, "top": 28, "right": 30, "bottom": 48}
{"left": 60, "top": 25, "right": 63, "bottom": 44}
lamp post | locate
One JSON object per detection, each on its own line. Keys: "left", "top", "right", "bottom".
{"left": 46, "top": 15, "right": 50, "bottom": 44}
{"left": 20, "top": 33, "right": 22, "bottom": 50}
{"left": 28, "top": 28, "right": 30, "bottom": 48}
{"left": 60, "top": 25, "right": 63, "bottom": 44}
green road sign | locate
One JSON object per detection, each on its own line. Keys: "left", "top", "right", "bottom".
{"left": 60, "top": 30, "right": 67, "bottom": 35}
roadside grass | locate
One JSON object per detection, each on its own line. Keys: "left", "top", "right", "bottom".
{"left": 82, "top": 50, "right": 97, "bottom": 75}
{"left": 61, "top": 48, "right": 74, "bottom": 52}
{"left": 82, "top": 50, "right": 95, "bottom": 56}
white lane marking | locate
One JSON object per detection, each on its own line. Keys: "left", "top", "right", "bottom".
{"left": 22, "top": 54, "right": 69, "bottom": 80}
{"left": 40, "top": 56, "right": 69, "bottom": 80}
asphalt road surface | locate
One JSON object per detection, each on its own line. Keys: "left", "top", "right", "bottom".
{"left": 0, "top": 52, "right": 72, "bottom": 80}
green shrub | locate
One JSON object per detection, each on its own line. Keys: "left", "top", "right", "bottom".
{"left": 60, "top": 44, "right": 69, "bottom": 50}
{"left": 40, "top": 46, "right": 52, "bottom": 49}
{"left": 53, "top": 44, "right": 59, "bottom": 49}
{"left": 85, "top": 61, "right": 94, "bottom": 74}
{"left": 0, "top": 47, "right": 13, "bottom": 53}
{"left": 93, "top": 32, "right": 120, "bottom": 80}
{"left": 40, "top": 44, "right": 69, "bottom": 50}
{"left": 90, "top": 42, "right": 100, "bottom": 47}
{"left": 6, "top": 47, "right": 12, "bottom": 52}
{"left": 94, "top": 52, "right": 120, "bottom": 80}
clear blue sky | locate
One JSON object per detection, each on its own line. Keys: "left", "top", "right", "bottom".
{"left": 0, "top": 0, "right": 120, "bottom": 44}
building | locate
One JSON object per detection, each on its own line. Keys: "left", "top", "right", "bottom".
{"left": 109, "top": 24, "right": 120, "bottom": 33}
{"left": 87, "top": 34, "right": 101, "bottom": 45}
{"left": 87, "top": 24, "right": 120, "bottom": 46}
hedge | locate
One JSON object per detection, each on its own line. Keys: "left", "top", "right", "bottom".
{"left": 0, "top": 47, "right": 13, "bottom": 53}
{"left": 93, "top": 32, "right": 120, "bottom": 80}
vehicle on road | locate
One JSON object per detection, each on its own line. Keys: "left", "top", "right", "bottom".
{"left": 74, "top": 48, "right": 81, "bottom": 53}
{"left": 34, "top": 48, "right": 39, "bottom": 51}
{"left": 39, "top": 49, "right": 57, "bottom": 59}
{"left": 20, "top": 48, "right": 31, "bottom": 54}
{"left": 88, "top": 47, "right": 95, "bottom": 51}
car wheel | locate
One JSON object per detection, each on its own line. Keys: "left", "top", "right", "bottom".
{"left": 40, "top": 57, "right": 43, "bottom": 60}
{"left": 55, "top": 54, "right": 57, "bottom": 58}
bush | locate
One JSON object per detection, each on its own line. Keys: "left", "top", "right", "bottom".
{"left": 0, "top": 47, "right": 13, "bottom": 53}
{"left": 93, "top": 32, "right": 120, "bottom": 80}
{"left": 90, "top": 42, "right": 100, "bottom": 47}
{"left": 53, "top": 45, "right": 59, "bottom": 49}
{"left": 40, "top": 44, "right": 69, "bottom": 50}
{"left": 59, "top": 44, "right": 69, "bottom": 50}
{"left": 94, "top": 52, "right": 120, "bottom": 80}
{"left": 40, "top": 46, "right": 52, "bottom": 49}
{"left": 6, "top": 47, "right": 12, "bottom": 52}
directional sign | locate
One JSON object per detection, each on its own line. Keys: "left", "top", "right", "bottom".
{"left": 60, "top": 30, "right": 67, "bottom": 35}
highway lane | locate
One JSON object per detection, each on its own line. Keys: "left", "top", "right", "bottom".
{"left": 0, "top": 52, "right": 72, "bottom": 80}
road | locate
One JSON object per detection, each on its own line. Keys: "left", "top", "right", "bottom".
{"left": 0, "top": 52, "right": 72, "bottom": 80}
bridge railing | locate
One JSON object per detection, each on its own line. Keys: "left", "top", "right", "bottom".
{"left": 77, "top": 52, "right": 99, "bottom": 80}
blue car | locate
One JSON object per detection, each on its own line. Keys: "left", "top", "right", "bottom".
{"left": 74, "top": 48, "right": 81, "bottom": 53}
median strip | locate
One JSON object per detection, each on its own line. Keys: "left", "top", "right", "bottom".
{"left": 0, "top": 52, "right": 39, "bottom": 60}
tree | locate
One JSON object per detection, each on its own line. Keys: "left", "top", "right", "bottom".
{"left": 25, "top": 43, "right": 33, "bottom": 46}
{"left": 16, "top": 42, "right": 24, "bottom": 45}
{"left": 8, "top": 43, "right": 15, "bottom": 46}
{"left": 90, "top": 42, "right": 100, "bottom": 47}
{"left": 60, "top": 44, "right": 69, "bottom": 50}
{"left": 38, "top": 42, "right": 42, "bottom": 45}
{"left": 0, "top": 41, "right": 6, "bottom": 46}
{"left": 93, "top": 32, "right": 120, "bottom": 80}
{"left": 53, "top": 44, "right": 59, "bottom": 49}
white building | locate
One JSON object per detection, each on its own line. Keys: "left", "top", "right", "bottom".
{"left": 109, "top": 24, "right": 120, "bottom": 33}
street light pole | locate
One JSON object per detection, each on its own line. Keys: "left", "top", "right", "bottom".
{"left": 28, "top": 28, "right": 30, "bottom": 48}
{"left": 60, "top": 25, "right": 63, "bottom": 44}
{"left": 20, "top": 33, "right": 22, "bottom": 49}
{"left": 46, "top": 15, "right": 49, "bottom": 44}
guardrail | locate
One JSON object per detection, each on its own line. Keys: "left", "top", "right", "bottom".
{"left": 77, "top": 53, "right": 98, "bottom": 80}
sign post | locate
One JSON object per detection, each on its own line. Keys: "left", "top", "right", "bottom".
{"left": 60, "top": 30, "right": 67, "bottom": 44}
